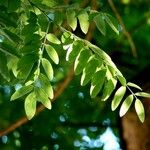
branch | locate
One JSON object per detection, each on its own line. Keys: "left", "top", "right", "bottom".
{"left": 0, "top": 0, "right": 98, "bottom": 137}
{"left": 108, "top": 0, "right": 137, "bottom": 58}
{"left": 0, "top": 67, "right": 74, "bottom": 137}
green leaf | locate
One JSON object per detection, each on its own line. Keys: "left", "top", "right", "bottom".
{"left": 66, "top": 40, "right": 84, "bottom": 62}
{"left": 35, "top": 88, "right": 51, "bottom": 109}
{"left": 7, "top": 56, "right": 19, "bottom": 77}
{"left": 87, "top": 42, "right": 112, "bottom": 62}
{"left": 74, "top": 48, "right": 91, "bottom": 75}
{"left": 0, "top": 12, "right": 17, "bottom": 28}
{"left": 17, "top": 54, "right": 38, "bottom": 80}
{"left": 111, "top": 86, "right": 126, "bottom": 111}
{"left": 47, "top": 33, "right": 61, "bottom": 44}
{"left": 22, "top": 12, "right": 38, "bottom": 36}
{"left": 61, "top": 32, "right": 73, "bottom": 44}
{"left": 0, "top": 51, "right": 10, "bottom": 81}
{"left": 101, "top": 78, "right": 117, "bottom": 101}
{"left": 1, "top": 29, "right": 22, "bottom": 43}
{"left": 0, "top": 42, "right": 19, "bottom": 57}
{"left": 42, "top": 58, "right": 53, "bottom": 80}
{"left": 117, "top": 75, "right": 126, "bottom": 86}
{"left": 104, "top": 13, "right": 119, "bottom": 35}
{"left": 41, "top": 0, "right": 57, "bottom": 7}
{"left": 127, "top": 82, "right": 142, "bottom": 91}
{"left": 90, "top": 69, "right": 107, "bottom": 98}
{"left": 38, "top": 73, "right": 54, "bottom": 99}
{"left": 91, "top": 69, "right": 106, "bottom": 85}
{"left": 107, "top": 65, "right": 116, "bottom": 76}
{"left": 105, "top": 66, "right": 113, "bottom": 80}
{"left": 135, "top": 99, "right": 145, "bottom": 123}
{"left": 81, "top": 56, "right": 99, "bottom": 86}
{"left": 8, "top": 0, "right": 21, "bottom": 12}
{"left": 11, "top": 85, "right": 34, "bottom": 101}
{"left": 66, "top": 9, "right": 77, "bottom": 31}
{"left": 94, "top": 13, "right": 106, "bottom": 35}
{"left": 21, "top": 34, "right": 41, "bottom": 54}
{"left": 119, "top": 95, "right": 134, "bottom": 117}
{"left": 54, "top": 11, "right": 64, "bottom": 26}
{"left": 135, "top": 92, "right": 150, "bottom": 98}
{"left": 78, "top": 10, "right": 89, "bottom": 34}
{"left": 24, "top": 92, "right": 37, "bottom": 120}
{"left": 45, "top": 44, "right": 59, "bottom": 64}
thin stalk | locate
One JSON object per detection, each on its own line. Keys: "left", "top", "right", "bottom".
{"left": 126, "top": 85, "right": 138, "bottom": 100}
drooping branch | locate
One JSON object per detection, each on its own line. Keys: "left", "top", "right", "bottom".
{"left": 108, "top": 0, "right": 137, "bottom": 58}
{"left": 0, "top": 0, "right": 98, "bottom": 137}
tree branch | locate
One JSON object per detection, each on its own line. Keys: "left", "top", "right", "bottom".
{"left": 0, "top": 0, "right": 98, "bottom": 137}
{"left": 108, "top": 0, "right": 137, "bottom": 58}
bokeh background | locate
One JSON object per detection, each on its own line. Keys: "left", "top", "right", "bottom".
{"left": 0, "top": 0, "right": 150, "bottom": 149}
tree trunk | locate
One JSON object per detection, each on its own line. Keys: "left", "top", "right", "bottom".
{"left": 121, "top": 84, "right": 150, "bottom": 150}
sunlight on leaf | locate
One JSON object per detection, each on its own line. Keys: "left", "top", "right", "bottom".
{"left": 135, "top": 99, "right": 145, "bottom": 123}
{"left": 45, "top": 44, "right": 59, "bottom": 64}
{"left": 47, "top": 33, "right": 61, "bottom": 44}
{"left": 127, "top": 82, "right": 142, "bottom": 91}
{"left": 35, "top": 88, "right": 51, "bottom": 109}
{"left": 111, "top": 86, "right": 126, "bottom": 111}
{"left": 135, "top": 92, "right": 150, "bottom": 98}
{"left": 42, "top": 58, "right": 54, "bottom": 80}
{"left": 66, "top": 9, "right": 77, "bottom": 31}
{"left": 11, "top": 85, "right": 33, "bottom": 101}
{"left": 78, "top": 10, "right": 89, "bottom": 34}
{"left": 119, "top": 94, "right": 134, "bottom": 117}
{"left": 24, "top": 92, "right": 37, "bottom": 120}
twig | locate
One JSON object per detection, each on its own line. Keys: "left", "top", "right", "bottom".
{"left": 108, "top": 0, "right": 137, "bottom": 58}
{"left": 0, "top": 67, "right": 74, "bottom": 137}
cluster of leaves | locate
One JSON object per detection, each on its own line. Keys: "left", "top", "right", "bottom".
{"left": 61, "top": 31, "right": 150, "bottom": 122}
{"left": 0, "top": 0, "right": 150, "bottom": 122}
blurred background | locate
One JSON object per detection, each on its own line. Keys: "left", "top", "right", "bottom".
{"left": 0, "top": 0, "right": 150, "bottom": 149}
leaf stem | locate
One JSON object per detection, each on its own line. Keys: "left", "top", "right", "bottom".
{"left": 126, "top": 85, "right": 138, "bottom": 100}
{"left": 34, "top": 22, "right": 50, "bottom": 80}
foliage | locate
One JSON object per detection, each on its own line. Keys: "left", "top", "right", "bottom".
{"left": 0, "top": 0, "right": 150, "bottom": 124}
